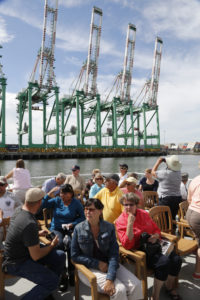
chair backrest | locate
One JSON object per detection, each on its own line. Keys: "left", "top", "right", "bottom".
{"left": 0, "top": 218, "right": 10, "bottom": 251}
{"left": 143, "top": 191, "right": 159, "bottom": 209}
{"left": 179, "top": 201, "right": 189, "bottom": 220}
{"left": 149, "top": 206, "right": 173, "bottom": 234}
{"left": 43, "top": 208, "right": 53, "bottom": 228}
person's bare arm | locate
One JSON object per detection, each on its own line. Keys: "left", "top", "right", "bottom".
{"left": 151, "top": 157, "right": 164, "bottom": 177}
{"left": 28, "top": 236, "right": 59, "bottom": 261}
{"left": 5, "top": 170, "right": 14, "bottom": 180}
{"left": 126, "top": 213, "right": 135, "bottom": 240}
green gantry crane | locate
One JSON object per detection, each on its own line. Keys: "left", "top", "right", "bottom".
{"left": 16, "top": 0, "right": 59, "bottom": 149}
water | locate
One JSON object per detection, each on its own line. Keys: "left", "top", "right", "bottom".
{"left": 0, "top": 154, "right": 199, "bottom": 186}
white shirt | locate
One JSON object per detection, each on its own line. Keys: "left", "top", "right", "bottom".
{"left": 118, "top": 173, "right": 128, "bottom": 186}
{"left": 13, "top": 168, "right": 31, "bottom": 190}
{"left": 0, "top": 191, "right": 20, "bottom": 218}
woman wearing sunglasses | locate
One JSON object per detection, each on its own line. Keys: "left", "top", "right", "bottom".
{"left": 71, "top": 198, "right": 143, "bottom": 300}
{"left": 89, "top": 173, "right": 105, "bottom": 198}
{"left": 116, "top": 193, "right": 182, "bottom": 300}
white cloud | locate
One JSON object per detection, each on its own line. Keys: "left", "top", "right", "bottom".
{"left": 0, "top": 16, "right": 14, "bottom": 43}
{"left": 142, "top": 0, "right": 200, "bottom": 40}
{"left": 6, "top": 92, "right": 18, "bottom": 143}
{"left": 59, "top": 0, "right": 92, "bottom": 8}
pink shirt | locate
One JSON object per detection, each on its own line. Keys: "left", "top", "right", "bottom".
{"left": 188, "top": 175, "right": 200, "bottom": 214}
{"left": 13, "top": 168, "right": 31, "bottom": 190}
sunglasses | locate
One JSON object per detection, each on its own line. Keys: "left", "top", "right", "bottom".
{"left": 0, "top": 183, "right": 6, "bottom": 187}
{"left": 123, "top": 203, "right": 135, "bottom": 207}
{"left": 126, "top": 183, "right": 133, "bottom": 186}
{"left": 84, "top": 207, "right": 96, "bottom": 212}
{"left": 96, "top": 178, "right": 103, "bottom": 180}
{"left": 120, "top": 167, "right": 127, "bottom": 170}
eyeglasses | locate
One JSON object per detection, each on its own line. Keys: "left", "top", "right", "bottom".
{"left": 123, "top": 203, "right": 135, "bottom": 207}
{"left": 84, "top": 207, "right": 96, "bottom": 212}
{"left": 120, "top": 167, "right": 127, "bottom": 170}
{"left": 126, "top": 183, "right": 133, "bottom": 186}
{"left": 0, "top": 183, "right": 6, "bottom": 187}
{"left": 96, "top": 178, "right": 103, "bottom": 181}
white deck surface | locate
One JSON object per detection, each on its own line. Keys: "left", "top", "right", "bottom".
{"left": 4, "top": 254, "right": 200, "bottom": 299}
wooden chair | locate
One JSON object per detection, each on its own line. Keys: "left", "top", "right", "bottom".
{"left": 0, "top": 218, "right": 14, "bottom": 300}
{"left": 42, "top": 208, "right": 53, "bottom": 228}
{"left": 149, "top": 206, "right": 198, "bottom": 256}
{"left": 178, "top": 201, "right": 195, "bottom": 238}
{"left": 143, "top": 191, "right": 159, "bottom": 210}
{"left": 72, "top": 262, "right": 109, "bottom": 300}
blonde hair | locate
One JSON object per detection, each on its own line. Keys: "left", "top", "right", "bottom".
{"left": 92, "top": 169, "right": 100, "bottom": 176}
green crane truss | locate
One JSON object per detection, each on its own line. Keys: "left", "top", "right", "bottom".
{"left": 16, "top": 0, "right": 59, "bottom": 149}
{"left": 0, "top": 45, "right": 6, "bottom": 148}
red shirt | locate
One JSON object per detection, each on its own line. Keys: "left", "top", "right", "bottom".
{"left": 115, "top": 209, "right": 161, "bottom": 250}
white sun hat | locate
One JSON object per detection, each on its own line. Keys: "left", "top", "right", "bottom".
{"left": 165, "top": 155, "right": 182, "bottom": 171}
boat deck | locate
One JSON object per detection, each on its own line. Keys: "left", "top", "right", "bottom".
{"left": 4, "top": 253, "right": 200, "bottom": 299}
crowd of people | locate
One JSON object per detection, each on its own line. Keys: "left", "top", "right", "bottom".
{"left": 0, "top": 155, "right": 199, "bottom": 300}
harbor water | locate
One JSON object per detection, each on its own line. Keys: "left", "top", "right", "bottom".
{"left": 0, "top": 154, "right": 199, "bottom": 186}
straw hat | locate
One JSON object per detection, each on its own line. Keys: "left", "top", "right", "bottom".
{"left": 125, "top": 177, "right": 138, "bottom": 185}
{"left": 165, "top": 155, "right": 181, "bottom": 171}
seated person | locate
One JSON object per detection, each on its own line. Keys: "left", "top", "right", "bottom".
{"left": 118, "top": 163, "right": 129, "bottom": 186}
{"left": 2, "top": 188, "right": 66, "bottom": 299}
{"left": 85, "top": 168, "right": 101, "bottom": 198}
{"left": 121, "top": 177, "right": 144, "bottom": 209}
{"left": 180, "top": 172, "right": 189, "bottom": 201}
{"left": 65, "top": 165, "right": 86, "bottom": 200}
{"left": 71, "top": 198, "right": 143, "bottom": 300}
{"left": 94, "top": 174, "right": 123, "bottom": 224}
{"left": 42, "top": 184, "right": 85, "bottom": 288}
{"left": 5, "top": 159, "right": 32, "bottom": 203}
{"left": 0, "top": 176, "right": 21, "bottom": 248}
{"left": 139, "top": 169, "right": 159, "bottom": 192}
{"left": 89, "top": 173, "right": 105, "bottom": 198}
{"left": 115, "top": 193, "right": 182, "bottom": 300}
{"left": 42, "top": 172, "right": 66, "bottom": 196}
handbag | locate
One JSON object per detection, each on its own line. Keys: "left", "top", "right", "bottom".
{"left": 139, "top": 232, "right": 162, "bottom": 259}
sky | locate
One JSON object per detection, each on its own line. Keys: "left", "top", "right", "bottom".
{"left": 0, "top": 0, "right": 200, "bottom": 145}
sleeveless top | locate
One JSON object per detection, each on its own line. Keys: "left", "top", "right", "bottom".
{"left": 13, "top": 168, "right": 31, "bottom": 189}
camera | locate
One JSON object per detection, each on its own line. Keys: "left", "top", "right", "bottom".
{"left": 46, "top": 232, "right": 56, "bottom": 241}
{"left": 162, "top": 158, "right": 166, "bottom": 162}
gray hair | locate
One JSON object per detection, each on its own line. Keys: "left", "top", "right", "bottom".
{"left": 119, "top": 192, "right": 140, "bottom": 206}
{"left": 56, "top": 173, "right": 66, "bottom": 180}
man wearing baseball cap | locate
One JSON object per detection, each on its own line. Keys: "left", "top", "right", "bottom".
{"left": 0, "top": 176, "right": 21, "bottom": 222}
{"left": 3, "top": 188, "right": 66, "bottom": 300}
{"left": 94, "top": 174, "right": 123, "bottom": 223}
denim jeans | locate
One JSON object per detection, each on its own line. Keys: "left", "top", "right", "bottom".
{"left": 6, "top": 249, "right": 66, "bottom": 300}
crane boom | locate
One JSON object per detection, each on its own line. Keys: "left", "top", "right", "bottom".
{"left": 84, "top": 6, "right": 103, "bottom": 96}
{"left": 148, "top": 37, "right": 163, "bottom": 106}
{"left": 120, "top": 23, "right": 136, "bottom": 102}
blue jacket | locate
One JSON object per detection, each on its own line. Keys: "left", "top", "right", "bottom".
{"left": 71, "top": 219, "right": 119, "bottom": 281}
{"left": 42, "top": 195, "right": 85, "bottom": 231}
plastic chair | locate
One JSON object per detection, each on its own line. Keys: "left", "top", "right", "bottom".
{"left": 143, "top": 191, "right": 159, "bottom": 210}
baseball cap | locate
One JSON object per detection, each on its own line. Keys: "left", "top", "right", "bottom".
{"left": 0, "top": 176, "right": 7, "bottom": 185}
{"left": 71, "top": 165, "right": 80, "bottom": 171}
{"left": 25, "top": 188, "right": 45, "bottom": 203}
{"left": 119, "top": 163, "right": 128, "bottom": 169}
{"left": 106, "top": 174, "right": 120, "bottom": 184}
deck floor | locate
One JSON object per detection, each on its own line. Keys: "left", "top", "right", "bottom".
{"left": 4, "top": 254, "right": 200, "bottom": 299}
